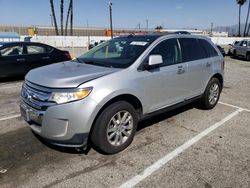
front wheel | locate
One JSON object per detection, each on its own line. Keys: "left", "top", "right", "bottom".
{"left": 91, "top": 101, "right": 138, "bottom": 154}
{"left": 200, "top": 77, "right": 222, "bottom": 110}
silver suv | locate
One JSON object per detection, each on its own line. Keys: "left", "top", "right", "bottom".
{"left": 20, "top": 34, "right": 224, "bottom": 154}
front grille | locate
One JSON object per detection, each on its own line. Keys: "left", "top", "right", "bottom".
{"left": 21, "top": 81, "right": 56, "bottom": 111}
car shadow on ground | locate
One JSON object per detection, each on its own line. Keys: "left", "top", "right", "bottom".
{"left": 34, "top": 102, "right": 199, "bottom": 155}
{"left": 0, "top": 76, "right": 24, "bottom": 83}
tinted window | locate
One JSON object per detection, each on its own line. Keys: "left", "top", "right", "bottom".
{"left": 27, "top": 45, "right": 46, "bottom": 54}
{"left": 149, "top": 39, "right": 182, "bottom": 66}
{"left": 240, "top": 40, "right": 247, "bottom": 47}
{"left": 45, "top": 46, "right": 53, "bottom": 53}
{"left": 179, "top": 38, "right": 206, "bottom": 62}
{"left": 199, "top": 39, "right": 218, "bottom": 58}
{"left": 0, "top": 45, "right": 24, "bottom": 56}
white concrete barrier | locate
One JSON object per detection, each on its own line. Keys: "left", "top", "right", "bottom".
{"left": 211, "top": 37, "right": 250, "bottom": 45}
{"left": 30, "top": 36, "right": 111, "bottom": 48}
{"left": 23, "top": 35, "right": 250, "bottom": 47}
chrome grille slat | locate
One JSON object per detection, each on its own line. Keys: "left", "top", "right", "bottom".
{"left": 21, "top": 81, "right": 56, "bottom": 111}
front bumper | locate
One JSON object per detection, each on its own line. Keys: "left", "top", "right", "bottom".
{"left": 20, "top": 98, "right": 98, "bottom": 147}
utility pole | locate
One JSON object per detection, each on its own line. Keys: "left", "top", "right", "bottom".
{"left": 109, "top": 0, "right": 113, "bottom": 38}
{"left": 146, "top": 19, "right": 149, "bottom": 31}
{"left": 50, "top": 14, "right": 53, "bottom": 26}
{"left": 87, "top": 20, "right": 90, "bottom": 50}
{"left": 210, "top": 22, "right": 214, "bottom": 37}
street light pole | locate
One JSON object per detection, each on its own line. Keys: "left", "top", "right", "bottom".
{"left": 109, "top": 1, "right": 113, "bottom": 38}
{"left": 210, "top": 22, "right": 214, "bottom": 37}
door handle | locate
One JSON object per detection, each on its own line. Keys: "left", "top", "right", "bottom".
{"left": 42, "top": 57, "right": 50, "bottom": 60}
{"left": 177, "top": 66, "right": 185, "bottom": 74}
{"left": 206, "top": 62, "right": 212, "bottom": 67}
{"left": 16, "top": 58, "right": 25, "bottom": 62}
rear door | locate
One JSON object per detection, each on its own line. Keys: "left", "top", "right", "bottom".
{"left": 179, "top": 38, "right": 217, "bottom": 98}
{"left": 25, "top": 44, "right": 52, "bottom": 72}
{"left": 0, "top": 44, "right": 26, "bottom": 77}
{"left": 237, "top": 40, "right": 247, "bottom": 56}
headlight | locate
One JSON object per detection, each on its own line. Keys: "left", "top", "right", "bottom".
{"left": 49, "top": 88, "right": 92, "bottom": 104}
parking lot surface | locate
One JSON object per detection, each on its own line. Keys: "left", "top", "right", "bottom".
{"left": 0, "top": 57, "right": 249, "bottom": 188}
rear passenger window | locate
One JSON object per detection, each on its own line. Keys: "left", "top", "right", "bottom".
{"left": 149, "top": 39, "right": 182, "bottom": 66}
{"left": 178, "top": 38, "right": 205, "bottom": 62}
{"left": 27, "top": 45, "right": 46, "bottom": 54}
{"left": 198, "top": 39, "right": 218, "bottom": 58}
{"left": 46, "top": 46, "right": 53, "bottom": 53}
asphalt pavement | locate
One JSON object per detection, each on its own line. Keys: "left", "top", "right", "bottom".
{"left": 0, "top": 56, "right": 249, "bottom": 188}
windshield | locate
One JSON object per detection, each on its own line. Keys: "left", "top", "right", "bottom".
{"left": 78, "top": 36, "right": 157, "bottom": 68}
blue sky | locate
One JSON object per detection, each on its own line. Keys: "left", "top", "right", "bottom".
{"left": 0, "top": 0, "right": 248, "bottom": 29}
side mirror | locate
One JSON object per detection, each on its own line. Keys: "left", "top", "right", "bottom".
{"left": 148, "top": 55, "right": 163, "bottom": 66}
{"left": 143, "top": 55, "right": 163, "bottom": 70}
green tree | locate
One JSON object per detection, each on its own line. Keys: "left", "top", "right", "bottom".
{"left": 236, "top": 0, "right": 247, "bottom": 37}
{"left": 155, "top": 26, "right": 163, "bottom": 30}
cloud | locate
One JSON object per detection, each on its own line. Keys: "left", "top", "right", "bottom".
{"left": 176, "top": 6, "right": 184, "bottom": 10}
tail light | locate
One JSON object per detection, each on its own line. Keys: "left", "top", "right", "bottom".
{"left": 63, "top": 52, "right": 72, "bottom": 60}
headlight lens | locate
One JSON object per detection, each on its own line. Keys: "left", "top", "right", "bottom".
{"left": 49, "top": 88, "right": 92, "bottom": 104}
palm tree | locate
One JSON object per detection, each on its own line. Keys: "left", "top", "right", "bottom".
{"left": 244, "top": 0, "right": 250, "bottom": 36}
{"left": 65, "top": 0, "right": 72, "bottom": 36}
{"left": 70, "top": 0, "right": 73, "bottom": 36}
{"left": 60, "top": 0, "right": 64, "bottom": 36}
{"left": 236, "top": 0, "right": 247, "bottom": 37}
{"left": 50, "top": 0, "right": 59, "bottom": 35}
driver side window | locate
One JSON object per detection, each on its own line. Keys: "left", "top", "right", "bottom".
{"left": 149, "top": 39, "right": 182, "bottom": 67}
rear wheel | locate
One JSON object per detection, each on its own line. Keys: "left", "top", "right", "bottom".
{"left": 233, "top": 50, "right": 237, "bottom": 57}
{"left": 246, "top": 52, "right": 250, "bottom": 61}
{"left": 91, "top": 101, "right": 138, "bottom": 154}
{"left": 200, "top": 77, "right": 222, "bottom": 110}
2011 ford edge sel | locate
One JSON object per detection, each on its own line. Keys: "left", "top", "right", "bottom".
{"left": 20, "top": 34, "right": 224, "bottom": 154}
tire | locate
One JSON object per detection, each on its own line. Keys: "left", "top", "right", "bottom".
{"left": 91, "top": 101, "right": 138, "bottom": 154}
{"left": 246, "top": 52, "right": 250, "bottom": 61}
{"left": 233, "top": 50, "right": 237, "bottom": 57}
{"left": 200, "top": 77, "right": 222, "bottom": 110}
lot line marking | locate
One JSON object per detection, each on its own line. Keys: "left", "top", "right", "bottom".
{"left": 119, "top": 109, "right": 243, "bottom": 188}
{"left": 0, "top": 114, "right": 21, "bottom": 121}
{"left": 219, "top": 101, "right": 250, "bottom": 112}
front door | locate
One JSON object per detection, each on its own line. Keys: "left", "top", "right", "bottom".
{"left": 136, "top": 38, "right": 188, "bottom": 113}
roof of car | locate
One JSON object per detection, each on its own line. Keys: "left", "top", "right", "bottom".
{"left": 117, "top": 33, "right": 210, "bottom": 41}
{"left": 0, "top": 41, "right": 53, "bottom": 47}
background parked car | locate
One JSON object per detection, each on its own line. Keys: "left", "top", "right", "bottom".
{"left": 233, "top": 39, "right": 250, "bottom": 60}
{"left": 0, "top": 42, "right": 71, "bottom": 78}
{"left": 216, "top": 45, "right": 226, "bottom": 57}
{"left": 228, "top": 40, "right": 240, "bottom": 56}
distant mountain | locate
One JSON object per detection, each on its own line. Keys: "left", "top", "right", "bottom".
{"left": 213, "top": 24, "right": 249, "bottom": 36}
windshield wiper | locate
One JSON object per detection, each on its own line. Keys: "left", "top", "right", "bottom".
{"left": 84, "top": 61, "right": 95, "bottom": 65}
{"left": 75, "top": 58, "right": 83, "bottom": 63}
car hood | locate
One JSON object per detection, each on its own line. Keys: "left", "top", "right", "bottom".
{"left": 25, "top": 61, "right": 120, "bottom": 88}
